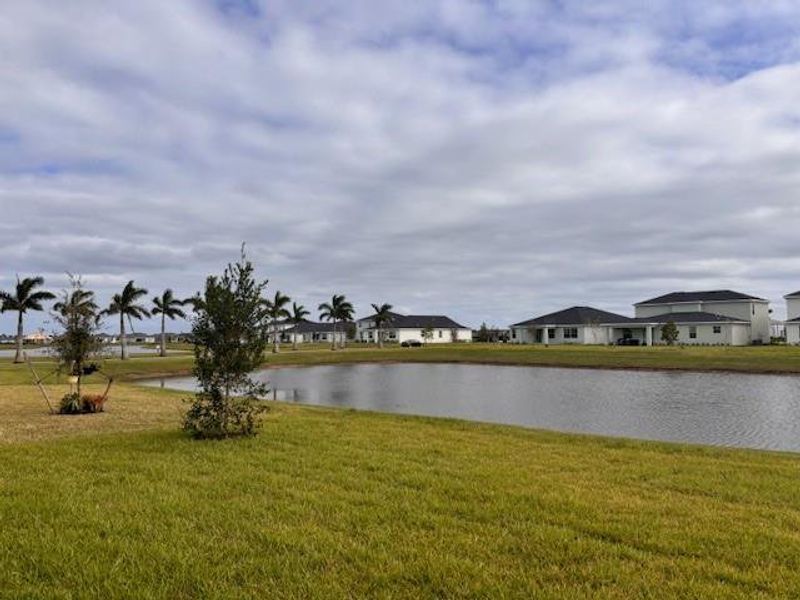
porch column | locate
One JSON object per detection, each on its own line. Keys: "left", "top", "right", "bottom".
{"left": 645, "top": 325, "right": 653, "bottom": 346}
{"left": 543, "top": 327, "right": 549, "bottom": 346}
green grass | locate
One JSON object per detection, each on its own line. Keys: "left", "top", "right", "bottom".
{"left": 3, "top": 346, "right": 800, "bottom": 597}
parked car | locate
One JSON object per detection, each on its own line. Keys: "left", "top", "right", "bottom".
{"left": 401, "top": 340, "right": 422, "bottom": 347}
{"left": 617, "top": 337, "right": 640, "bottom": 346}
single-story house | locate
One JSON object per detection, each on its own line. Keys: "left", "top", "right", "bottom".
{"left": 282, "top": 320, "right": 348, "bottom": 345}
{"left": 509, "top": 306, "right": 635, "bottom": 345}
{"left": 356, "top": 313, "right": 471, "bottom": 344}
{"left": 23, "top": 329, "right": 52, "bottom": 344}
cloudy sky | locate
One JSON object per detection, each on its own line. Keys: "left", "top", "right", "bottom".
{"left": 2, "top": 1, "right": 800, "bottom": 333}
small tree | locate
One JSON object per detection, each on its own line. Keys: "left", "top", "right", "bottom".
{"left": 183, "top": 250, "right": 270, "bottom": 439}
{"left": 661, "top": 321, "right": 679, "bottom": 346}
{"left": 421, "top": 325, "right": 434, "bottom": 346}
{"left": 51, "top": 277, "right": 104, "bottom": 408}
{"left": 475, "top": 322, "right": 490, "bottom": 343}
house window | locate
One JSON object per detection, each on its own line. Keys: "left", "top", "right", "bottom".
{"left": 548, "top": 328, "right": 556, "bottom": 339}
{"left": 689, "top": 327, "right": 697, "bottom": 339}
{"left": 511, "top": 330, "right": 517, "bottom": 339}
{"left": 713, "top": 326, "right": 721, "bottom": 334}
{"left": 438, "top": 330, "right": 443, "bottom": 338}
{"left": 564, "top": 327, "right": 578, "bottom": 339}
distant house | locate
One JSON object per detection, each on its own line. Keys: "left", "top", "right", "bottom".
{"left": 23, "top": 329, "right": 51, "bottom": 344}
{"left": 282, "top": 320, "right": 347, "bottom": 345}
{"left": 356, "top": 313, "right": 471, "bottom": 344}
{"left": 510, "top": 306, "right": 634, "bottom": 345}
{"left": 785, "top": 290, "right": 800, "bottom": 344}
{"left": 126, "top": 332, "right": 156, "bottom": 344}
{"left": 510, "top": 290, "right": 769, "bottom": 347}
{"left": 633, "top": 290, "right": 769, "bottom": 345}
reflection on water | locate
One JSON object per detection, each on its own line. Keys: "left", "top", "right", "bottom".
{"left": 140, "top": 363, "right": 800, "bottom": 452}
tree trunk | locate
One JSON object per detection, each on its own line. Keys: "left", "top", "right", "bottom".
{"left": 292, "top": 330, "right": 298, "bottom": 351}
{"left": 340, "top": 326, "right": 346, "bottom": 350}
{"left": 120, "top": 314, "right": 127, "bottom": 360}
{"left": 378, "top": 326, "right": 383, "bottom": 349}
{"left": 14, "top": 311, "right": 23, "bottom": 363}
{"left": 160, "top": 313, "right": 167, "bottom": 357}
{"left": 273, "top": 319, "right": 280, "bottom": 353}
{"left": 331, "top": 320, "right": 337, "bottom": 351}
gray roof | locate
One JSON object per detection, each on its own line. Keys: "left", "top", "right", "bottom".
{"left": 785, "top": 291, "right": 800, "bottom": 299}
{"left": 284, "top": 320, "right": 340, "bottom": 334}
{"left": 632, "top": 312, "right": 748, "bottom": 324}
{"left": 356, "top": 311, "right": 404, "bottom": 324}
{"left": 636, "top": 290, "right": 765, "bottom": 305}
{"left": 390, "top": 315, "right": 467, "bottom": 329}
{"left": 511, "top": 306, "right": 635, "bottom": 327}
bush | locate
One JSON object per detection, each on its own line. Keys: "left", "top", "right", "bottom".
{"left": 183, "top": 390, "right": 266, "bottom": 439}
{"left": 58, "top": 392, "right": 106, "bottom": 415}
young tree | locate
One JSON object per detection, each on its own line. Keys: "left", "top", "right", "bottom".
{"left": 51, "top": 277, "right": 103, "bottom": 402}
{"left": 183, "top": 250, "right": 270, "bottom": 439}
{"left": 0, "top": 276, "right": 55, "bottom": 363}
{"left": 661, "top": 321, "right": 679, "bottom": 346}
{"left": 475, "top": 322, "right": 490, "bottom": 343}
{"left": 289, "top": 302, "right": 309, "bottom": 350}
{"left": 264, "top": 290, "right": 291, "bottom": 353}
{"left": 152, "top": 289, "right": 188, "bottom": 357}
{"left": 421, "top": 325, "right": 434, "bottom": 346}
{"left": 371, "top": 303, "right": 394, "bottom": 348}
{"left": 104, "top": 281, "right": 150, "bottom": 360}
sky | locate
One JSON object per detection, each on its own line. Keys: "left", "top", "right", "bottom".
{"left": 2, "top": 1, "right": 800, "bottom": 334}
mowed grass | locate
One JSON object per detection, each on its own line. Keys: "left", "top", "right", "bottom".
{"left": 2, "top": 348, "right": 800, "bottom": 597}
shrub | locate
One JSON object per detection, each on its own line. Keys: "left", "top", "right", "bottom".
{"left": 58, "top": 393, "right": 106, "bottom": 415}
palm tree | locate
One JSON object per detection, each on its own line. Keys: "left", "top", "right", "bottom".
{"left": 371, "top": 303, "right": 394, "bottom": 349}
{"left": 289, "top": 302, "right": 310, "bottom": 350}
{"left": 53, "top": 287, "right": 99, "bottom": 321}
{"left": 264, "top": 291, "right": 291, "bottom": 353}
{"left": 335, "top": 296, "right": 354, "bottom": 349}
{"left": 0, "top": 276, "right": 55, "bottom": 363}
{"left": 318, "top": 294, "right": 343, "bottom": 351}
{"left": 152, "top": 289, "right": 188, "bottom": 357}
{"left": 104, "top": 281, "right": 150, "bottom": 360}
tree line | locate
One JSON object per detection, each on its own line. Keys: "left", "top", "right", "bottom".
{"left": 0, "top": 275, "right": 401, "bottom": 362}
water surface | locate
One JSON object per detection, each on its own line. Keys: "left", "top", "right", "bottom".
{"left": 141, "top": 363, "right": 800, "bottom": 452}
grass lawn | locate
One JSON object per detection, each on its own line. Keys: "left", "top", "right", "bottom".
{"left": 2, "top": 348, "right": 800, "bottom": 597}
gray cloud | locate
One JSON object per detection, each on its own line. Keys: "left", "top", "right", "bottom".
{"left": 1, "top": 1, "right": 800, "bottom": 335}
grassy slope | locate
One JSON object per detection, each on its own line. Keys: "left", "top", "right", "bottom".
{"left": 2, "top": 383, "right": 800, "bottom": 598}
{"left": 2, "top": 348, "right": 800, "bottom": 597}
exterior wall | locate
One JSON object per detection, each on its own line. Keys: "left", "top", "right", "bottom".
{"left": 787, "top": 298, "right": 800, "bottom": 320}
{"left": 509, "top": 325, "right": 605, "bottom": 345}
{"left": 787, "top": 323, "right": 800, "bottom": 345}
{"left": 652, "top": 323, "right": 749, "bottom": 346}
{"left": 702, "top": 301, "right": 770, "bottom": 343}
{"left": 394, "top": 328, "right": 471, "bottom": 343}
{"left": 635, "top": 302, "right": 702, "bottom": 318}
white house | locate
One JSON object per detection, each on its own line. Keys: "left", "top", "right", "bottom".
{"left": 633, "top": 290, "right": 770, "bottom": 345}
{"left": 510, "top": 290, "right": 769, "bottom": 347}
{"left": 282, "top": 320, "right": 348, "bottom": 345}
{"left": 356, "top": 313, "right": 471, "bottom": 344}
{"left": 510, "top": 306, "right": 636, "bottom": 345}
{"left": 785, "top": 290, "right": 800, "bottom": 344}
